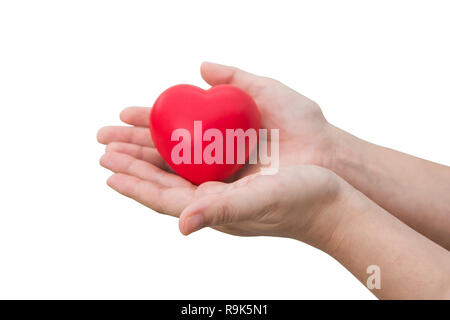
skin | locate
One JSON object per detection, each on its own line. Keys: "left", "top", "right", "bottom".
{"left": 97, "top": 62, "right": 450, "bottom": 299}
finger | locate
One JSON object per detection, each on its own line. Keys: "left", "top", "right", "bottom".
{"left": 105, "top": 142, "right": 169, "bottom": 171}
{"left": 178, "top": 181, "right": 270, "bottom": 235}
{"left": 100, "top": 151, "right": 192, "bottom": 188}
{"left": 120, "top": 107, "right": 151, "bottom": 127}
{"left": 97, "top": 126, "right": 153, "bottom": 147}
{"left": 107, "top": 173, "right": 193, "bottom": 217}
{"left": 200, "top": 61, "right": 266, "bottom": 97}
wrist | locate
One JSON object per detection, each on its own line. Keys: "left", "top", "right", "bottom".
{"left": 299, "top": 173, "right": 363, "bottom": 254}
{"left": 321, "top": 125, "right": 348, "bottom": 171}
{"left": 321, "top": 124, "right": 368, "bottom": 186}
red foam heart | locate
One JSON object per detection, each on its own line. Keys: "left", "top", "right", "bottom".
{"left": 150, "top": 84, "right": 260, "bottom": 185}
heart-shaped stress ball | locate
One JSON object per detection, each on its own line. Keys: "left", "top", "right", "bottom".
{"left": 150, "top": 84, "right": 261, "bottom": 185}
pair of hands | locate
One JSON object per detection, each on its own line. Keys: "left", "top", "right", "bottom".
{"left": 99, "top": 62, "right": 450, "bottom": 299}
{"left": 98, "top": 62, "right": 349, "bottom": 247}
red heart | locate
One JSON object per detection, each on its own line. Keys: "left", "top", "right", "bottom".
{"left": 150, "top": 84, "right": 260, "bottom": 185}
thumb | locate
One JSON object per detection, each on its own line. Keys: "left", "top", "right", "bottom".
{"left": 200, "top": 61, "right": 263, "bottom": 94}
{"left": 179, "top": 186, "right": 263, "bottom": 235}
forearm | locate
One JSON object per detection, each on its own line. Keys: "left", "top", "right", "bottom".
{"left": 327, "top": 125, "right": 450, "bottom": 249}
{"left": 310, "top": 181, "right": 450, "bottom": 299}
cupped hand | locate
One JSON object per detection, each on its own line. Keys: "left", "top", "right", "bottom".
{"left": 100, "top": 147, "right": 343, "bottom": 242}
{"left": 97, "top": 62, "right": 341, "bottom": 238}
{"left": 98, "top": 62, "right": 336, "bottom": 178}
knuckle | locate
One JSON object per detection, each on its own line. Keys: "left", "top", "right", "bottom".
{"left": 214, "top": 200, "right": 235, "bottom": 226}
{"left": 105, "top": 142, "right": 118, "bottom": 152}
{"left": 127, "top": 157, "right": 139, "bottom": 173}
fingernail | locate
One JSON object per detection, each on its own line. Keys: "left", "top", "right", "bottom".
{"left": 184, "top": 214, "right": 204, "bottom": 235}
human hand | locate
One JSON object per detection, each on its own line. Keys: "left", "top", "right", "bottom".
{"left": 97, "top": 62, "right": 344, "bottom": 240}
{"left": 99, "top": 146, "right": 344, "bottom": 243}
{"left": 97, "top": 62, "right": 338, "bottom": 181}
{"left": 198, "top": 62, "right": 337, "bottom": 178}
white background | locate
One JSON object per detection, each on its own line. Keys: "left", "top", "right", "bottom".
{"left": 0, "top": 0, "right": 449, "bottom": 299}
